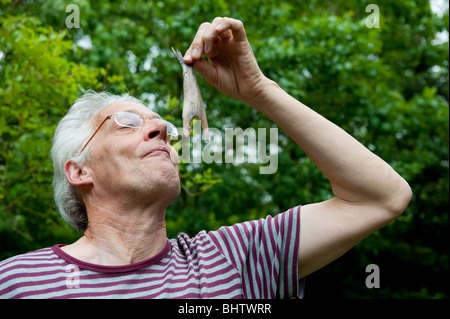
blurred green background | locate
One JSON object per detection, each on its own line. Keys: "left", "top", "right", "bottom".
{"left": 0, "top": 0, "right": 448, "bottom": 298}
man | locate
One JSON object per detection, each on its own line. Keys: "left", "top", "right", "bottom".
{"left": 0, "top": 17, "right": 411, "bottom": 299}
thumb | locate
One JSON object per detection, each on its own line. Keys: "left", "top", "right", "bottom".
{"left": 192, "top": 58, "right": 218, "bottom": 87}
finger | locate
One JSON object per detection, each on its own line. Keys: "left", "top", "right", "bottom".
{"left": 184, "top": 22, "right": 210, "bottom": 64}
{"left": 202, "top": 17, "right": 224, "bottom": 55}
{"left": 201, "top": 17, "right": 247, "bottom": 58}
{"left": 212, "top": 17, "right": 246, "bottom": 43}
{"left": 217, "top": 29, "right": 233, "bottom": 40}
{"left": 192, "top": 58, "right": 217, "bottom": 87}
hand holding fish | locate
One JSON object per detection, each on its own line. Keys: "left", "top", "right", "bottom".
{"left": 183, "top": 17, "right": 274, "bottom": 110}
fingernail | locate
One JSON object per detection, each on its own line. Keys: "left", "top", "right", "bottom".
{"left": 192, "top": 48, "right": 199, "bottom": 57}
{"left": 216, "top": 24, "right": 225, "bottom": 31}
{"left": 203, "top": 43, "right": 210, "bottom": 54}
{"left": 184, "top": 54, "right": 192, "bottom": 62}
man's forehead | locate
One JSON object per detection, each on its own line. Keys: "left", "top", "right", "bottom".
{"left": 93, "top": 101, "right": 161, "bottom": 127}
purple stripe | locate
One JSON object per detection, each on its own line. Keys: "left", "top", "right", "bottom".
{"left": 1, "top": 253, "right": 57, "bottom": 267}
{"left": 0, "top": 274, "right": 68, "bottom": 296}
{"left": 264, "top": 214, "right": 277, "bottom": 298}
{"left": 171, "top": 243, "right": 216, "bottom": 261}
{"left": 1, "top": 248, "right": 54, "bottom": 261}
{"left": 0, "top": 258, "right": 63, "bottom": 274}
{"left": 231, "top": 223, "right": 255, "bottom": 298}
{"left": 1, "top": 268, "right": 66, "bottom": 286}
{"left": 82, "top": 266, "right": 239, "bottom": 289}
{"left": 53, "top": 281, "right": 243, "bottom": 299}
{"left": 246, "top": 220, "right": 260, "bottom": 298}
{"left": 228, "top": 225, "right": 247, "bottom": 269}
{"left": 219, "top": 227, "right": 239, "bottom": 270}
{"left": 56, "top": 276, "right": 242, "bottom": 299}
{"left": 171, "top": 248, "right": 220, "bottom": 264}
{"left": 292, "top": 206, "right": 301, "bottom": 297}
{"left": 283, "top": 208, "right": 294, "bottom": 296}
{"left": 79, "top": 258, "right": 227, "bottom": 281}
{"left": 260, "top": 216, "right": 272, "bottom": 298}
{"left": 276, "top": 211, "right": 287, "bottom": 298}
{"left": 80, "top": 261, "right": 237, "bottom": 285}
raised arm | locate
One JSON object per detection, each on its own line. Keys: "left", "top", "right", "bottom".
{"left": 185, "top": 17, "right": 412, "bottom": 279}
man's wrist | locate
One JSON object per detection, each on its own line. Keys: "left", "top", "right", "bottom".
{"left": 241, "top": 77, "right": 283, "bottom": 113}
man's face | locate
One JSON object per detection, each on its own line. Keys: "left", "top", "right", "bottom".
{"left": 84, "top": 101, "right": 180, "bottom": 206}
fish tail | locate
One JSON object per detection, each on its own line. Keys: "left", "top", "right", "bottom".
{"left": 171, "top": 47, "right": 185, "bottom": 66}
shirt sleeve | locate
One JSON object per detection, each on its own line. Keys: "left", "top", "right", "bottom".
{"left": 208, "top": 206, "right": 304, "bottom": 299}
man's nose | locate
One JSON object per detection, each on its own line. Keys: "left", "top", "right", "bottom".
{"left": 143, "top": 118, "right": 168, "bottom": 142}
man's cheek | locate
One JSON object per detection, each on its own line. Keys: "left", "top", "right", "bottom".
{"left": 170, "top": 148, "right": 180, "bottom": 165}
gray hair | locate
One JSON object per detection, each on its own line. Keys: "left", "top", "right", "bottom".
{"left": 51, "top": 90, "right": 145, "bottom": 232}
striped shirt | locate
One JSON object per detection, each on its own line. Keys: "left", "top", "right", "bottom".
{"left": 0, "top": 206, "right": 303, "bottom": 299}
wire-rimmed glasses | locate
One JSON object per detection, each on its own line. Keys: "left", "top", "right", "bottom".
{"left": 80, "top": 111, "right": 179, "bottom": 152}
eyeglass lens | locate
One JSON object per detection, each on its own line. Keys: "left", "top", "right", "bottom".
{"left": 114, "top": 112, "right": 178, "bottom": 139}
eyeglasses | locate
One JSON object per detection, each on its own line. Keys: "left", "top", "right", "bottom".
{"left": 80, "top": 111, "right": 179, "bottom": 152}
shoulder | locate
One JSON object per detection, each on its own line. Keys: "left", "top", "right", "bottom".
{"left": 0, "top": 246, "right": 62, "bottom": 277}
{"left": 1, "top": 247, "right": 55, "bottom": 266}
{"left": 209, "top": 206, "right": 301, "bottom": 243}
{"left": 207, "top": 206, "right": 301, "bottom": 264}
{"left": 0, "top": 246, "right": 70, "bottom": 298}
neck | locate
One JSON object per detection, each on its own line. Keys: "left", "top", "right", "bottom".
{"left": 62, "top": 200, "right": 168, "bottom": 266}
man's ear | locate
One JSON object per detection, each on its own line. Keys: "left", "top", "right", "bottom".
{"left": 64, "top": 160, "right": 93, "bottom": 186}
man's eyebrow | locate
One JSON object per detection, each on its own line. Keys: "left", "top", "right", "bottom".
{"left": 122, "top": 108, "right": 163, "bottom": 119}
{"left": 149, "top": 114, "right": 163, "bottom": 119}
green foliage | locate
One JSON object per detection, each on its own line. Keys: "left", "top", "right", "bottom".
{"left": 0, "top": 0, "right": 448, "bottom": 298}
{"left": 0, "top": 12, "right": 103, "bottom": 256}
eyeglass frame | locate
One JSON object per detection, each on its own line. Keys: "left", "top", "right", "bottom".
{"left": 80, "top": 111, "right": 178, "bottom": 153}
